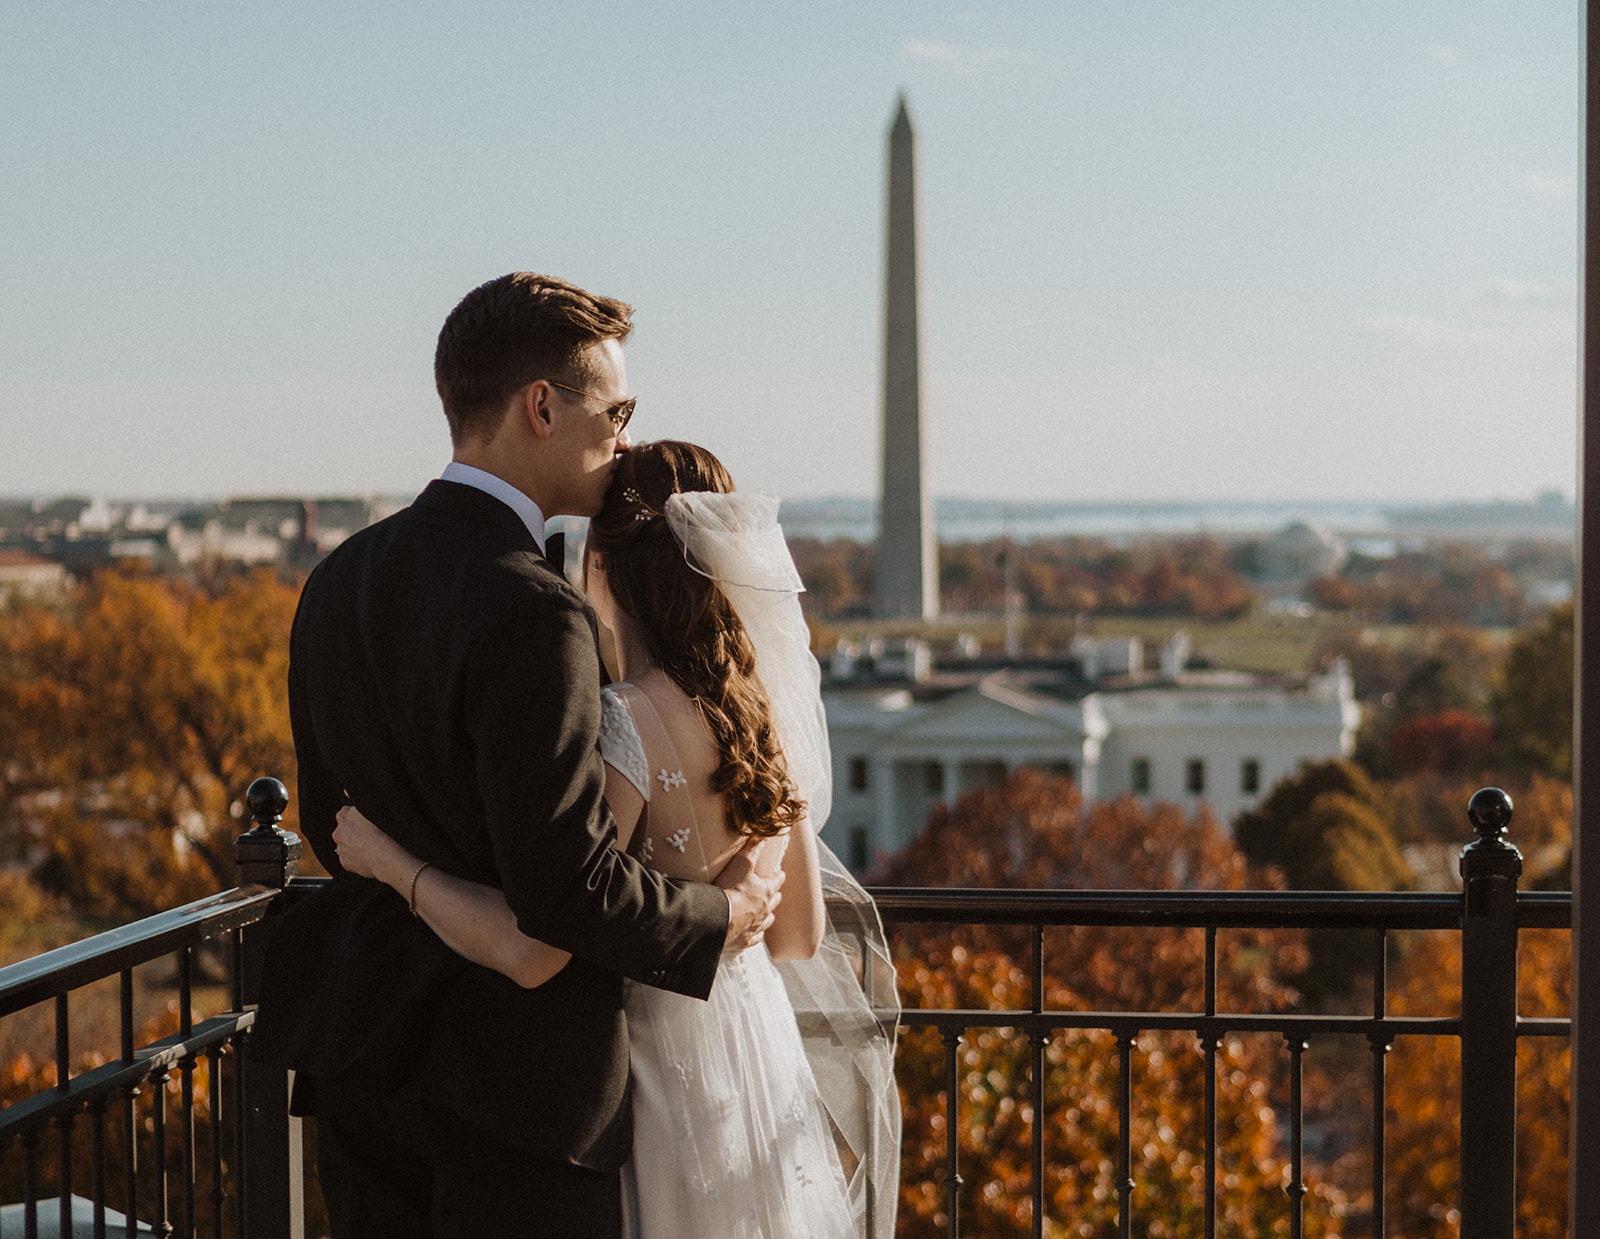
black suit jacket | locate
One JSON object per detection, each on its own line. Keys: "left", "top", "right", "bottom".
{"left": 251, "top": 480, "right": 729, "bottom": 1170}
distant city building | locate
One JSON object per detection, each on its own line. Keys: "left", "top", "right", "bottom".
{"left": 820, "top": 638, "right": 1358, "bottom": 872}
{"left": 0, "top": 550, "right": 69, "bottom": 604}
{"left": 0, "top": 494, "right": 402, "bottom": 574}
{"left": 1257, "top": 520, "right": 1347, "bottom": 584}
{"left": 875, "top": 95, "right": 938, "bottom": 621}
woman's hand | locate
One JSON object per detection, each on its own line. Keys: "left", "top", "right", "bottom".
{"left": 333, "top": 804, "right": 407, "bottom": 884}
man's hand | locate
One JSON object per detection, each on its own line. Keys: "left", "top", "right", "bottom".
{"left": 715, "top": 837, "right": 784, "bottom": 950}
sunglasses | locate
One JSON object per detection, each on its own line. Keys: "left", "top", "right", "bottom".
{"left": 548, "top": 380, "right": 636, "bottom": 434}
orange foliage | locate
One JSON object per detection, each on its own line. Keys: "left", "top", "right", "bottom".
{"left": 1376, "top": 927, "right": 1570, "bottom": 1238}
{"left": 0, "top": 567, "right": 302, "bottom": 916}
{"left": 875, "top": 771, "right": 1343, "bottom": 1237}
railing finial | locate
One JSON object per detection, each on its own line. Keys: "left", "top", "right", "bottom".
{"left": 244, "top": 777, "right": 290, "bottom": 833}
{"left": 1462, "top": 787, "right": 1522, "bottom": 871}
{"left": 235, "top": 775, "right": 301, "bottom": 890}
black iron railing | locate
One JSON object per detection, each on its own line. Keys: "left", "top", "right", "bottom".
{"left": 0, "top": 783, "right": 1571, "bottom": 1239}
{"left": 869, "top": 865, "right": 1570, "bottom": 1237}
{"left": 0, "top": 779, "right": 300, "bottom": 1239}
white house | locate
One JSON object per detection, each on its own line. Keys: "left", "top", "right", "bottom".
{"left": 821, "top": 646, "right": 1358, "bottom": 872}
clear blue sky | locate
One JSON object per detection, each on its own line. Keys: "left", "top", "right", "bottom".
{"left": 0, "top": 1, "right": 1580, "bottom": 503}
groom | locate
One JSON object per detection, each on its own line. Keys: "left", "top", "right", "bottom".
{"left": 253, "top": 272, "right": 780, "bottom": 1238}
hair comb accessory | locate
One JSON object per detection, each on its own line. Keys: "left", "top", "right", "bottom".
{"left": 622, "top": 486, "right": 660, "bottom": 524}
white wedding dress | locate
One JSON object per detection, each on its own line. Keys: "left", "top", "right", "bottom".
{"left": 594, "top": 490, "right": 899, "bottom": 1238}
{"left": 600, "top": 681, "right": 860, "bottom": 1239}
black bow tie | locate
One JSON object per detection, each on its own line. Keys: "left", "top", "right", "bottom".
{"left": 543, "top": 531, "right": 565, "bottom": 576}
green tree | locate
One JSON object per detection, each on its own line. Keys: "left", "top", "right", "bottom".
{"left": 1233, "top": 760, "right": 1413, "bottom": 1002}
{"left": 1233, "top": 760, "right": 1408, "bottom": 891}
{"left": 1489, "top": 602, "right": 1573, "bottom": 779}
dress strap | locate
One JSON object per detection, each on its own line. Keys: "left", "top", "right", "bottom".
{"left": 598, "top": 685, "right": 652, "bottom": 802}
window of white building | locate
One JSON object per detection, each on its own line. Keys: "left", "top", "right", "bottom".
{"left": 1241, "top": 758, "right": 1261, "bottom": 795}
{"left": 1186, "top": 758, "right": 1206, "bottom": 795}
{"left": 848, "top": 756, "right": 869, "bottom": 792}
{"left": 1131, "top": 757, "right": 1152, "bottom": 794}
{"left": 848, "top": 825, "right": 869, "bottom": 871}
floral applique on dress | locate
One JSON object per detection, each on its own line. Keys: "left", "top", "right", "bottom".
{"left": 657, "top": 768, "right": 687, "bottom": 792}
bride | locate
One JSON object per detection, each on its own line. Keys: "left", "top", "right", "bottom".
{"left": 332, "top": 441, "right": 900, "bottom": 1238}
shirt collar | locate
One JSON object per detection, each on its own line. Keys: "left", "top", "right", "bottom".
{"left": 439, "top": 461, "right": 547, "bottom": 552}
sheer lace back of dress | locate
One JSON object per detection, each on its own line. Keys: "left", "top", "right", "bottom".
{"left": 609, "top": 678, "right": 747, "bottom": 885}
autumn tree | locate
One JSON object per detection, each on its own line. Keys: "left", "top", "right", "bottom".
{"left": 873, "top": 770, "right": 1344, "bottom": 1237}
{"left": 1489, "top": 602, "right": 1573, "bottom": 779}
{"left": 790, "top": 536, "right": 875, "bottom": 618}
{"left": 1233, "top": 760, "right": 1413, "bottom": 1002}
{"left": 1233, "top": 760, "right": 1410, "bottom": 894}
{"left": 1373, "top": 925, "right": 1569, "bottom": 1239}
{"left": 1306, "top": 544, "right": 1532, "bottom": 626}
{"left": 0, "top": 567, "right": 302, "bottom": 918}
{"left": 1385, "top": 709, "right": 1495, "bottom": 776}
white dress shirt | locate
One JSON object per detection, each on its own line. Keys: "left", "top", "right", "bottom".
{"left": 439, "top": 461, "right": 548, "bottom": 553}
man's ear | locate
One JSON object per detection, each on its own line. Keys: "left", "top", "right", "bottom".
{"left": 523, "top": 382, "right": 557, "bottom": 440}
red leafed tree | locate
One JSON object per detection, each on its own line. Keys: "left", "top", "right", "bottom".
{"left": 1386, "top": 709, "right": 1495, "bottom": 775}
{"left": 872, "top": 770, "right": 1345, "bottom": 1237}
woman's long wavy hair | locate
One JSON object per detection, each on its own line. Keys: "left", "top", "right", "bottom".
{"left": 588, "top": 441, "right": 806, "bottom": 838}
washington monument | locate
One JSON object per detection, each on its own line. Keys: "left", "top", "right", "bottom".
{"left": 875, "top": 94, "right": 939, "bottom": 621}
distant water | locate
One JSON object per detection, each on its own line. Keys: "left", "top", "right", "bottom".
{"left": 779, "top": 496, "right": 1577, "bottom": 544}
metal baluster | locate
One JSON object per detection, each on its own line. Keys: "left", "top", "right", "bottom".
{"left": 1029, "top": 1032, "right": 1049, "bottom": 1239}
{"left": 120, "top": 969, "right": 139, "bottom": 1239}
{"left": 1030, "top": 923, "right": 1045, "bottom": 1239}
{"left": 178, "top": 950, "right": 196, "bottom": 1239}
{"left": 228, "top": 924, "right": 247, "bottom": 1239}
{"left": 89, "top": 1097, "right": 108, "bottom": 1239}
{"left": 205, "top": 1047, "right": 225, "bottom": 1239}
{"left": 1286, "top": 1037, "right": 1308, "bottom": 1239}
{"left": 149, "top": 1065, "right": 171, "bottom": 1238}
{"left": 1203, "top": 927, "right": 1218, "bottom": 1239}
{"left": 55, "top": 994, "right": 73, "bottom": 1238}
{"left": 1116, "top": 1031, "right": 1136, "bottom": 1239}
{"left": 1370, "top": 926, "right": 1390, "bottom": 1238}
{"left": 55, "top": 1116, "right": 75, "bottom": 1239}
{"left": 230, "top": 1030, "right": 245, "bottom": 1239}
{"left": 1, "top": 1133, "right": 11, "bottom": 1239}
{"left": 858, "top": 923, "right": 877, "bottom": 1239}
{"left": 22, "top": 1125, "right": 41, "bottom": 1239}
{"left": 942, "top": 1030, "right": 963, "bottom": 1239}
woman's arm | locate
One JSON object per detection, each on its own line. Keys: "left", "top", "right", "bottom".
{"left": 333, "top": 805, "right": 569, "bottom": 988}
{"left": 758, "top": 817, "right": 825, "bottom": 961}
{"left": 332, "top": 767, "right": 646, "bottom": 990}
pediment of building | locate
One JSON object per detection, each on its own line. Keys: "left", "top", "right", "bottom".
{"left": 880, "top": 682, "right": 1083, "bottom": 745}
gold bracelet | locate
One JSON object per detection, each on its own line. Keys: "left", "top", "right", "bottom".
{"left": 407, "top": 861, "right": 433, "bottom": 917}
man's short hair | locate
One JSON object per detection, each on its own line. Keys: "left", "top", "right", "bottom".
{"left": 434, "top": 272, "right": 634, "bottom": 446}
